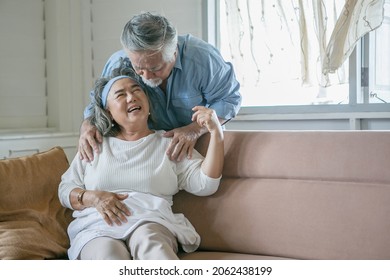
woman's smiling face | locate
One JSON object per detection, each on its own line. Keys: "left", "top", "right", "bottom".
{"left": 106, "top": 77, "right": 150, "bottom": 128}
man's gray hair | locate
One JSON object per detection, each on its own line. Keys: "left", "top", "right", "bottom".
{"left": 120, "top": 12, "right": 178, "bottom": 62}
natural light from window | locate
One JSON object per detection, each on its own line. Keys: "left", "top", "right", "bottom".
{"left": 368, "top": 0, "right": 390, "bottom": 104}
{"left": 218, "top": 0, "right": 388, "bottom": 107}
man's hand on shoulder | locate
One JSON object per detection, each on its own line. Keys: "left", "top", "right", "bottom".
{"left": 163, "top": 122, "right": 207, "bottom": 162}
{"left": 79, "top": 119, "right": 103, "bottom": 162}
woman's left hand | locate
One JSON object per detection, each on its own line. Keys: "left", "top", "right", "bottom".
{"left": 191, "top": 106, "right": 222, "bottom": 135}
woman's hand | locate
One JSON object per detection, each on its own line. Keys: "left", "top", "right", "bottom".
{"left": 163, "top": 107, "right": 226, "bottom": 162}
{"left": 191, "top": 106, "right": 223, "bottom": 137}
{"left": 191, "top": 106, "right": 224, "bottom": 179}
{"left": 91, "top": 191, "right": 131, "bottom": 226}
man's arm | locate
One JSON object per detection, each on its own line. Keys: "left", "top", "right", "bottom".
{"left": 162, "top": 37, "right": 240, "bottom": 162}
{"left": 163, "top": 116, "right": 226, "bottom": 162}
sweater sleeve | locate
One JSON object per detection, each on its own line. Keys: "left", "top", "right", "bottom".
{"left": 58, "top": 152, "right": 87, "bottom": 209}
{"left": 176, "top": 150, "right": 221, "bottom": 196}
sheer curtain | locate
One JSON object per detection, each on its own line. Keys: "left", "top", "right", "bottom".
{"left": 221, "top": 0, "right": 384, "bottom": 89}
{"left": 323, "top": 0, "right": 385, "bottom": 74}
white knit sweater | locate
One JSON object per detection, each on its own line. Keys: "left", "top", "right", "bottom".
{"left": 58, "top": 130, "right": 220, "bottom": 259}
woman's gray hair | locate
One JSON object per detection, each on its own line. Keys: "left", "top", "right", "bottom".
{"left": 120, "top": 12, "right": 178, "bottom": 63}
{"left": 90, "top": 59, "right": 156, "bottom": 137}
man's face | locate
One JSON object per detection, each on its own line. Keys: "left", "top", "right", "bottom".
{"left": 126, "top": 50, "right": 176, "bottom": 88}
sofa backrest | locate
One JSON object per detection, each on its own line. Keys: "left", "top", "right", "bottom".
{"left": 195, "top": 130, "right": 390, "bottom": 184}
{"left": 173, "top": 131, "right": 390, "bottom": 259}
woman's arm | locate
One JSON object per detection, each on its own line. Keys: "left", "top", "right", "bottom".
{"left": 191, "top": 106, "right": 224, "bottom": 178}
{"left": 69, "top": 188, "right": 131, "bottom": 226}
{"left": 58, "top": 154, "right": 130, "bottom": 226}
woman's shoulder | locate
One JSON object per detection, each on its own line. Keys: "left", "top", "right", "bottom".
{"left": 150, "top": 130, "right": 172, "bottom": 148}
{"left": 153, "top": 130, "right": 168, "bottom": 141}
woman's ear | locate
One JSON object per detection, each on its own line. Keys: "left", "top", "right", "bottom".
{"left": 106, "top": 109, "right": 113, "bottom": 119}
{"left": 106, "top": 110, "right": 115, "bottom": 127}
{"left": 106, "top": 109, "right": 115, "bottom": 123}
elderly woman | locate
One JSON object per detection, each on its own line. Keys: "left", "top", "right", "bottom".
{"left": 58, "top": 66, "right": 224, "bottom": 260}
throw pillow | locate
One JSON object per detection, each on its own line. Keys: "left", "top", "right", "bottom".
{"left": 0, "top": 147, "right": 73, "bottom": 259}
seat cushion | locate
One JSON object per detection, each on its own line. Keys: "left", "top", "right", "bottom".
{"left": 174, "top": 177, "right": 390, "bottom": 260}
{"left": 178, "top": 251, "right": 290, "bottom": 260}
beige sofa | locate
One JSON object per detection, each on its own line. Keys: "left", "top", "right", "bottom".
{"left": 1, "top": 130, "right": 389, "bottom": 259}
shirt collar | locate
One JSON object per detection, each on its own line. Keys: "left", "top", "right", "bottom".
{"left": 173, "top": 47, "right": 182, "bottom": 71}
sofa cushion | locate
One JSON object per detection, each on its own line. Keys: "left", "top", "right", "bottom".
{"left": 174, "top": 177, "right": 390, "bottom": 260}
{"left": 0, "top": 147, "right": 73, "bottom": 259}
{"left": 178, "top": 251, "right": 289, "bottom": 260}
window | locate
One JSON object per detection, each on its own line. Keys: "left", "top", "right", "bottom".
{"left": 218, "top": 0, "right": 389, "bottom": 108}
{"left": 367, "top": 0, "right": 390, "bottom": 104}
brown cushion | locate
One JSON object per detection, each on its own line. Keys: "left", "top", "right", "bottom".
{"left": 0, "top": 147, "right": 73, "bottom": 259}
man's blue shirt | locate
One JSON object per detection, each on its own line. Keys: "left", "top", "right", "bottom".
{"left": 84, "top": 34, "right": 241, "bottom": 130}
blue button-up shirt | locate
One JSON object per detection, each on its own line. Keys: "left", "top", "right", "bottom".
{"left": 84, "top": 34, "right": 241, "bottom": 130}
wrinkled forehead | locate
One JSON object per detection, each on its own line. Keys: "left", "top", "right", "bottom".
{"left": 126, "top": 50, "right": 164, "bottom": 68}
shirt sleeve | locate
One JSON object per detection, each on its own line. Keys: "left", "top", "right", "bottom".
{"left": 58, "top": 152, "right": 87, "bottom": 209}
{"left": 188, "top": 36, "right": 242, "bottom": 121}
{"left": 203, "top": 57, "right": 242, "bottom": 121}
{"left": 175, "top": 150, "right": 221, "bottom": 196}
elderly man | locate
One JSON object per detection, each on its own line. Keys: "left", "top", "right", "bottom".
{"left": 79, "top": 12, "right": 241, "bottom": 162}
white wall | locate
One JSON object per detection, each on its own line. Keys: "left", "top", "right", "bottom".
{"left": 0, "top": 0, "right": 205, "bottom": 160}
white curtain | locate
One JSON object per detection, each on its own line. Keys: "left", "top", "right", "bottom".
{"left": 222, "top": 0, "right": 385, "bottom": 88}
{"left": 323, "top": 0, "right": 385, "bottom": 74}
